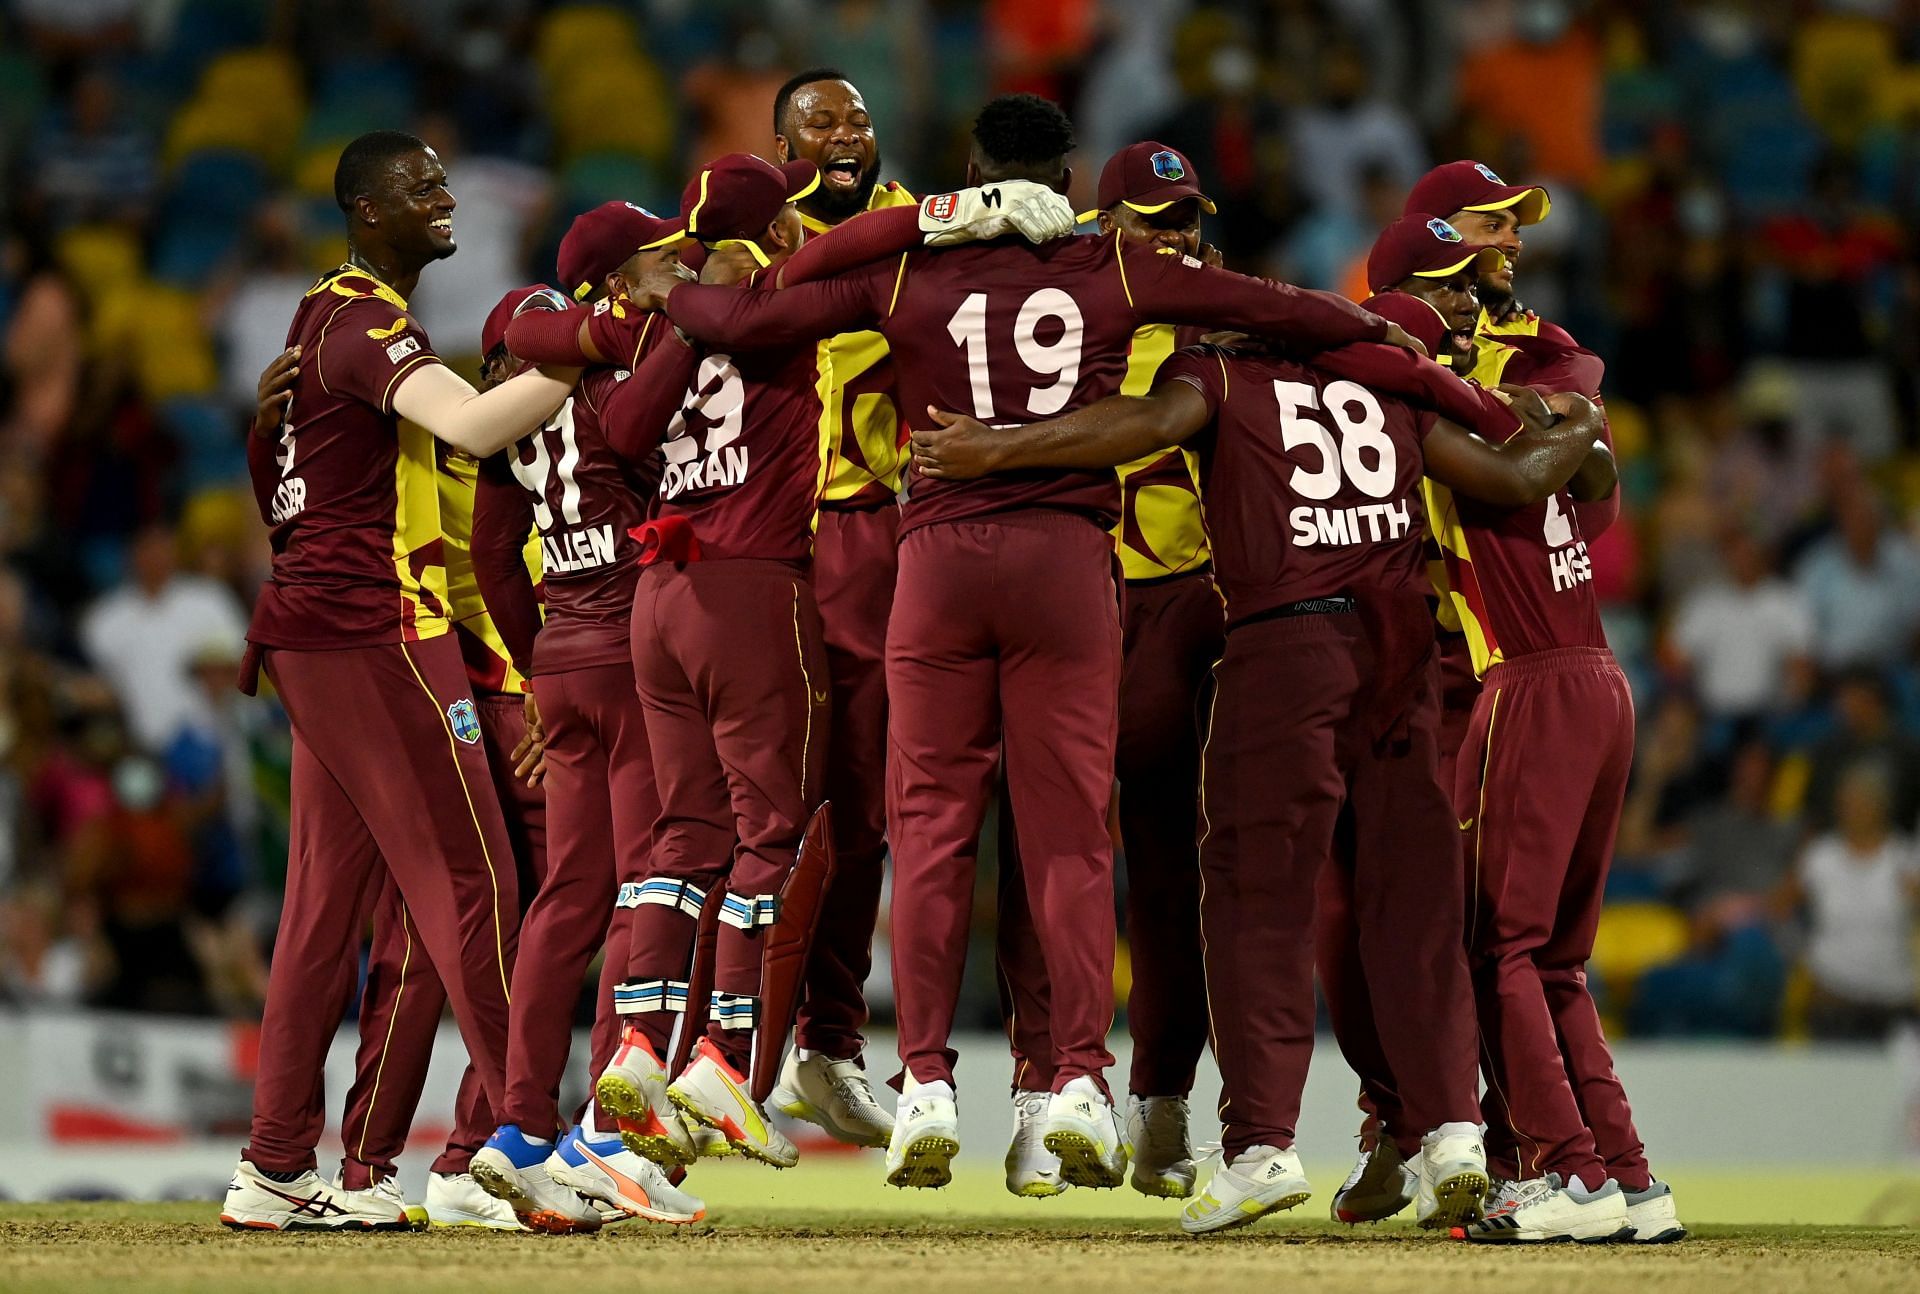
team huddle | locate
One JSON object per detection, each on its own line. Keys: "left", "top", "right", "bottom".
{"left": 215, "top": 72, "right": 1685, "bottom": 1247}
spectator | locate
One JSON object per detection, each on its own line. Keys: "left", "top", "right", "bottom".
{"left": 1456, "top": 1, "right": 1603, "bottom": 184}
{"left": 1781, "top": 762, "right": 1919, "bottom": 1041}
{"left": 78, "top": 522, "right": 248, "bottom": 755}
{"left": 1673, "top": 739, "right": 1801, "bottom": 915}
{"left": 0, "top": 230, "right": 85, "bottom": 456}
{"left": 1794, "top": 484, "right": 1920, "bottom": 672}
{"left": 1288, "top": 40, "right": 1426, "bottom": 222}
{"left": 1801, "top": 669, "right": 1920, "bottom": 836}
{"left": 208, "top": 200, "right": 318, "bottom": 419}
{"left": 25, "top": 64, "right": 155, "bottom": 231}
{"left": 1669, "top": 526, "right": 1814, "bottom": 727}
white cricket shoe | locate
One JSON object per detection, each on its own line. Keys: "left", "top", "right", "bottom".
{"left": 1180, "top": 1145, "right": 1312, "bottom": 1235}
{"left": 1005, "top": 1088, "right": 1066, "bottom": 1197}
{"left": 596, "top": 1024, "right": 697, "bottom": 1167}
{"left": 1463, "top": 1173, "right": 1631, "bottom": 1243}
{"left": 1413, "top": 1122, "right": 1489, "bottom": 1230}
{"left": 668, "top": 1038, "right": 798, "bottom": 1168}
{"left": 1127, "top": 1095, "right": 1196, "bottom": 1199}
{"left": 772, "top": 1048, "right": 894, "bottom": 1148}
{"left": 1331, "top": 1136, "right": 1416, "bottom": 1224}
{"left": 886, "top": 1076, "right": 960, "bottom": 1189}
{"left": 546, "top": 1123, "right": 706, "bottom": 1224}
{"left": 220, "top": 1159, "right": 409, "bottom": 1231}
{"left": 332, "top": 1170, "right": 423, "bottom": 1230}
{"left": 470, "top": 1124, "right": 603, "bottom": 1234}
{"left": 1042, "top": 1076, "right": 1128, "bottom": 1189}
{"left": 1623, "top": 1179, "right": 1687, "bottom": 1243}
{"left": 425, "top": 1171, "right": 522, "bottom": 1229}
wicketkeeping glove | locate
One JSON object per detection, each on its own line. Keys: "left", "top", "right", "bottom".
{"left": 919, "top": 181, "right": 1079, "bottom": 247}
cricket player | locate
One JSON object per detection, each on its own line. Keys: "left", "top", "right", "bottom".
{"left": 905, "top": 321, "right": 1607, "bottom": 1235}
{"left": 765, "top": 71, "right": 917, "bottom": 1146}
{"left": 465, "top": 203, "right": 707, "bottom": 1232}
{"left": 994, "top": 141, "right": 1226, "bottom": 1200}
{"left": 637, "top": 94, "right": 1420, "bottom": 1192}
{"left": 222, "top": 130, "right": 579, "bottom": 1231}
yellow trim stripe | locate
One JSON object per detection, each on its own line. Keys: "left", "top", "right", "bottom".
{"left": 354, "top": 906, "right": 413, "bottom": 1161}
{"left": 886, "top": 252, "right": 909, "bottom": 317}
{"left": 1115, "top": 238, "right": 1135, "bottom": 309}
{"left": 1193, "top": 657, "right": 1226, "bottom": 1124}
{"left": 686, "top": 170, "right": 714, "bottom": 235}
{"left": 791, "top": 583, "right": 817, "bottom": 801}
{"left": 711, "top": 238, "right": 772, "bottom": 268}
{"left": 398, "top": 642, "right": 512, "bottom": 1003}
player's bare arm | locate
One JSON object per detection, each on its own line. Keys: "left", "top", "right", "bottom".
{"left": 912, "top": 382, "right": 1212, "bottom": 480}
{"left": 1547, "top": 390, "right": 1619, "bottom": 503}
{"left": 1421, "top": 392, "right": 1604, "bottom": 508}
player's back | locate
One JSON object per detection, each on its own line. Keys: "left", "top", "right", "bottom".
{"left": 251, "top": 266, "right": 448, "bottom": 648}
{"left": 882, "top": 233, "right": 1153, "bottom": 533}
{"left": 1158, "top": 344, "right": 1433, "bottom": 625}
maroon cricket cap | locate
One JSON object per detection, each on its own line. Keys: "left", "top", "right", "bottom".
{"left": 1404, "top": 160, "right": 1550, "bottom": 227}
{"left": 556, "top": 201, "right": 687, "bottom": 302}
{"left": 1366, "top": 214, "right": 1506, "bottom": 294}
{"left": 1093, "top": 141, "right": 1217, "bottom": 218}
{"left": 681, "top": 154, "right": 820, "bottom": 245}
{"left": 1362, "top": 290, "right": 1451, "bottom": 363}
{"left": 481, "top": 284, "right": 570, "bottom": 356}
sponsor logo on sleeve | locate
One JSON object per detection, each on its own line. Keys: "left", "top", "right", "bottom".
{"left": 366, "top": 316, "right": 411, "bottom": 340}
{"left": 923, "top": 193, "right": 958, "bottom": 223}
{"left": 446, "top": 698, "right": 482, "bottom": 744}
{"left": 1150, "top": 150, "right": 1186, "bottom": 181}
{"left": 386, "top": 335, "right": 421, "bottom": 363}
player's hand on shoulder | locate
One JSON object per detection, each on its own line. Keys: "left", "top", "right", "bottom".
{"left": 1380, "top": 322, "right": 1428, "bottom": 358}
{"left": 919, "top": 180, "right": 1076, "bottom": 248}
{"left": 1197, "top": 242, "right": 1225, "bottom": 269}
{"left": 252, "top": 346, "right": 299, "bottom": 438}
{"left": 1543, "top": 390, "right": 1596, "bottom": 422}
{"left": 626, "top": 258, "right": 700, "bottom": 310}
{"left": 910, "top": 406, "right": 1001, "bottom": 480}
{"left": 697, "top": 245, "right": 759, "bottom": 288}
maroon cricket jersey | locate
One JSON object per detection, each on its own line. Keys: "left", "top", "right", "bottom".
{"left": 664, "top": 234, "right": 1389, "bottom": 536}
{"left": 247, "top": 266, "right": 449, "bottom": 649}
{"left": 482, "top": 365, "right": 654, "bottom": 675}
{"left": 1437, "top": 342, "right": 1611, "bottom": 673}
{"left": 1155, "top": 345, "right": 1455, "bottom": 626}
{"left": 654, "top": 277, "right": 829, "bottom": 563}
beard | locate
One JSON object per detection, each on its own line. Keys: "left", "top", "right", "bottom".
{"left": 808, "top": 150, "right": 884, "bottom": 224}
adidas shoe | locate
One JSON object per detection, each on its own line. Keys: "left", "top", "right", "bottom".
{"left": 424, "top": 1171, "right": 521, "bottom": 1229}
{"left": 1180, "top": 1145, "right": 1312, "bottom": 1235}
{"left": 546, "top": 1123, "right": 706, "bottom": 1224}
{"left": 772, "top": 1048, "right": 894, "bottom": 1148}
{"left": 1461, "top": 1173, "right": 1631, "bottom": 1244}
{"left": 1042, "top": 1076, "right": 1128, "bottom": 1189}
{"left": 1413, "top": 1122, "right": 1488, "bottom": 1230}
{"left": 1331, "top": 1134, "right": 1416, "bottom": 1224}
{"left": 1126, "top": 1095, "right": 1196, "bottom": 1199}
{"left": 470, "top": 1124, "right": 603, "bottom": 1234}
{"left": 886, "top": 1075, "right": 960, "bottom": 1190}
{"left": 220, "top": 1158, "right": 409, "bottom": 1231}
{"left": 596, "top": 1024, "right": 696, "bottom": 1167}
{"left": 1622, "top": 1179, "right": 1687, "bottom": 1243}
{"left": 1005, "top": 1088, "right": 1066, "bottom": 1197}
{"left": 667, "top": 1038, "right": 798, "bottom": 1168}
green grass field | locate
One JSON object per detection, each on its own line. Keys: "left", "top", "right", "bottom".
{"left": 4, "top": 1160, "right": 1918, "bottom": 1294}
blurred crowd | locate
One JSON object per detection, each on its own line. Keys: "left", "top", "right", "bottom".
{"left": 1, "top": 0, "right": 1918, "bottom": 1042}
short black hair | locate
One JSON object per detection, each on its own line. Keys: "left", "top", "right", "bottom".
{"left": 773, "top": 67, "right": 851, "bottom": 136}
{"left": 971, "top": 94, "right": 1076, "bottom": 170}
{"left": 333, "top": 130, "right": 429, "bottom": 214}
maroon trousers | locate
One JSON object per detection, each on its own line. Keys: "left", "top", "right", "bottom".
{"left": 494, "top": 662, "right": 657, "bottom": 1137}
{"left": 996, "top": 570, "right": 1222, "bottom": 1097}
{"left": 630, "top": 559, "right": 829, "bottom": 1071}
{"left": 1201, "top": 612, "right": 1478, "bottom": 1158}
{"left": 245, "top": 637, "right": 518, "bottom": 1174}
{"left": 338, "top": 694, "right": 541, "bottom": 1185}
{"left": 1458, "top": 647, "right": 1648, "bottom": 1190}
{"left": 795, "top": 503, "right": 897, "bottom": 1061}
{"left": 1316, "top": 624, "right": 1483, "bottom": 1156}
{"left": 888, "top": 513, "right": 1121, "bottom": 1091}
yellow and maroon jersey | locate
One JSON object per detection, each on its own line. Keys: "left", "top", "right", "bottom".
{"left": 248, "top": 266, "right": 450, "bottom": 649}
{"left": 1430, "top": 338, "right": 1610, "bottom": 676}
{"left": 1114, "top": 323, "right": 1210, "bottom": 582}
{"left": 801, "top": 180, "right": 917, "bottom": 508}
{"left": 1479, "top": 303, "right": 1578, "bottom": 347}
{"left": 437, "top": 451, "right": 539, "bottom": 696}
